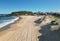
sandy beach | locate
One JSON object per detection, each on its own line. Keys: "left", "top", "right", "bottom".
{"left": 0, "top": 16, "right": 42, "bottom": 41}
{"left": 0, "top": 15, "right": 60, "bottom": 41}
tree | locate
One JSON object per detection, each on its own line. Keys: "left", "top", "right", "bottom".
{"left": 10, "top": 11, "right": 33, "bottom": 16}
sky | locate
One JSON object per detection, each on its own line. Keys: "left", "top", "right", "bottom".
{"left": 0, "top": 0, "right": 60, "bottom": 14}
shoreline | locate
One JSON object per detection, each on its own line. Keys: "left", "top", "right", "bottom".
{"left": 0, "top": 16, "right": 21, "bottom": 29}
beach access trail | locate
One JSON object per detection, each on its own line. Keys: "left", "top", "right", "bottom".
{"left": 0, "top": 15, "right": 44, "bottom": 41}
{"left": 0, "top": 15, "right": 59, "bottom": 41}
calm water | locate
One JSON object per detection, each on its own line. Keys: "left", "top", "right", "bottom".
{"left": 0, "top": 16, "right": 19, "bottom": 28}
{"left": 0, "top": 16, "right": 16, "bottom": 23}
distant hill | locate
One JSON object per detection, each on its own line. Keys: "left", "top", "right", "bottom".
{"left": 10, "top": 11, "right": 33, "bottom": 16}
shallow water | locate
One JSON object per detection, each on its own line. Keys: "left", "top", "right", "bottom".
{"left": 0, "top": 16, "right": 19, "bottom": 28}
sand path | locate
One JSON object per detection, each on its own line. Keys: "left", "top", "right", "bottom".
{"left": 0, "top": 16, "right": 43, "bottom": 41}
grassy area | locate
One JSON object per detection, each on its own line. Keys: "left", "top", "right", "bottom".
{"left": 51, "top": 15, "right": 60, "bottom": 24}
{"left": 53, "top": 15, "right": 60, "bottom": 19}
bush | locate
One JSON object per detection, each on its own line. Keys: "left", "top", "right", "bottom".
{"left": 10, "top": 11, "right": 33, "bottom": 16}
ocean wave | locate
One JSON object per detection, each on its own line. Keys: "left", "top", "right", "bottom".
{"left": 0, "top": 17, "right": 19, "bottom": 28}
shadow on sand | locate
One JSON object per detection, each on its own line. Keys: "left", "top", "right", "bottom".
{"left": 38, "top": 22, "right": 60, "bottom": 41}
{"left": 34, "top": 15, "right": 46, "bottom": 26}
{"left": 34, "top": 18, "right": 42, "bottom": 25}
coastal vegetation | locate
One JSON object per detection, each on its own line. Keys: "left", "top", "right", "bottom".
{"left": 3, "top": 10, "right": 60, "bottom": 19}
{"left": 47, "top": 12, "right": 60, "bottom": 18}
{"left": 10, "top": 11, "right": 33, "bottom": 16}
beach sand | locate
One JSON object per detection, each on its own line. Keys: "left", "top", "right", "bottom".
{"left": 0, "top": 15, "right": 60, "bottom": 41}
{"left": 0, "top": 15, "right": 43, "bottom": 41}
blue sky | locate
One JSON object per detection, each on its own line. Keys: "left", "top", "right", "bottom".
{"left": 0, "top": 0, "right": 60, "bottom": 14}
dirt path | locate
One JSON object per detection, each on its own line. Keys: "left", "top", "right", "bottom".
{"left": 0, "top": 16, "right": 43, "bottom": 41}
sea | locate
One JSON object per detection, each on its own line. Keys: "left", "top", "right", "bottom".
{"left": 0, "top": 16, "right": 19, "bottom": 28}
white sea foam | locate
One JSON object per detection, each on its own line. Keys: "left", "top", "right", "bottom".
{"left": 0, "top": 17, "right": 19, "bottom": 28}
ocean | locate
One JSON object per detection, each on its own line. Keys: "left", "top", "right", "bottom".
{"left": 0, "top": 16, "right": 19, "bottom": 28}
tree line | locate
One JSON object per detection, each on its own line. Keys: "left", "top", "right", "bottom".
{"left": 8, "top": 11, "right": 60, "bottom": 18}
{"left": 10, "top": 11, "right": 33, "bottom": 16}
